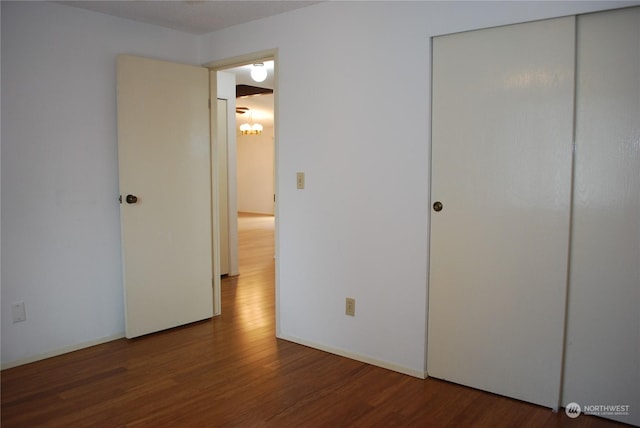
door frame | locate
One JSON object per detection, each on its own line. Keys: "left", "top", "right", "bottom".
{"left": 204, "top": 49, "right": 280, "bottom": 333}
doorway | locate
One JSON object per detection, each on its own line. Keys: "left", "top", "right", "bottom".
{"left": 208, "top": 52, "right": 278, "bottom": 328}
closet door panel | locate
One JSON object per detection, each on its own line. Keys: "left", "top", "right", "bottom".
{"left": 563, "top": 8, "right": 640, "bottom": 426}
{"left": 427, "top": 17, "right": 575, "bottom": 409}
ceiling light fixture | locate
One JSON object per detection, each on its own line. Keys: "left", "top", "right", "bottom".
{"left": 250, "top": 63, "right": 267, "bottom": 83}
{"left": 239, "top": 122, "right": 263, "bottom": 135}
{"left": 239, "top": 110, "right": 263, "bottom": 135}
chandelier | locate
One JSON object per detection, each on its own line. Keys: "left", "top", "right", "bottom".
{"left": 239, "top": 122, "right": 263, "bottom": 135}
{"left": 238, "top": 108, "right": 263, "bottom": 135}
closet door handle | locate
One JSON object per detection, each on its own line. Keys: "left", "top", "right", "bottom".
{"left": 433, "top": 201, "right": 443, "bottom": 212}
{"left": 126, "top": 194, "right": 138, "bottom": 204}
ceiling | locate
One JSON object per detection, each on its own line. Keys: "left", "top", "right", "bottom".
{"left": 226, "top": 61, "right": 275, "bottom": 90}
{"left": 58, "top": 1, "right": 322, "bottom": 35}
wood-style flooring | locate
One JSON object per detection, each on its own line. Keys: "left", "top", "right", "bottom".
{"left": 1, "top": 213, "right": 630, "bottom": 427}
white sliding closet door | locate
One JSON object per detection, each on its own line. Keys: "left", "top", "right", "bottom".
{"left": 427, "top": 17, "right": 575, "bottom": 408}
{"left": 562, "top": 8, "right": 640, "bottom": 426}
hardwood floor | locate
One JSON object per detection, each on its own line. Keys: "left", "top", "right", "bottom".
{"left": 1, "top": 213, "right": 630, "bottom": 427}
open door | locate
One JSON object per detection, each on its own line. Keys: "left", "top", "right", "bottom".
{"left": 117, "top": 55, "right": 213, "bottom": 338}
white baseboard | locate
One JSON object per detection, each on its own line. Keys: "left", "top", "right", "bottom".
{"left": 238, "top": 211, "right": 274, "bottom": 216}
{"left": 3, "top": 332, "right": 430, "bottom": 380}
{"left": 1, "top": 333, "right": 125, "bottom": 370}
{"left": 277, "top": 333, "right": 427, "bottom": 379}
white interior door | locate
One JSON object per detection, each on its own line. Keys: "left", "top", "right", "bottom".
{"left": 562, "top": 8, "right": 640, "bottom": 426}
{"left": 117, "top": 55, "right": 213, "bottom": 339}
{"left": 427, "top": 17, "right": 575, "bottom": 408}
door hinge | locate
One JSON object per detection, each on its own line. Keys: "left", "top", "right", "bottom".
{"left": 119, "top": 195, "right": 122, "bottom": 204}
{"left": 208, "top": 99, "right": 211, "bottom": 109}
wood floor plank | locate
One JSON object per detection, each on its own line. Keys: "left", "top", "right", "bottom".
{"left": 1, "top": 213, "right": 630, "bottom": 427}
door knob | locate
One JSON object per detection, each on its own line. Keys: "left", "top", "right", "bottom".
{"left": 433, "top": 201, "right": 443, "bottom": 212}
{"left": 126, "top": 194, "right": 138, "bottom": 204}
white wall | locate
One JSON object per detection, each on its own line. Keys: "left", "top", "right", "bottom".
{"left": 237, "top": 129, "right": 274, "bottom": 214}
{"left": 198, "top": 1, "right": 638, "bottom": 375}
{"left": 1, "top": 1, "right": 199, "bottom": 367}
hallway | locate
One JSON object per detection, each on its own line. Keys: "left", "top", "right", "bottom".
{"left": 220, "top": 213, "right": 276, "bottom": 339}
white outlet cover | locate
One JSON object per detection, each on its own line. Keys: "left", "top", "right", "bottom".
{"left": 12, "top": 302, "right": 26, "bottom": 323}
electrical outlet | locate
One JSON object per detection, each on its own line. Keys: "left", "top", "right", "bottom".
{"left": 296, "top": 172, "right": 305, "bottom": 189}
{"left": 12, "top": 301, "right": 26, "bottom": 323}
{"left": 345, "top": 297, "right": 355, "bottom": 316}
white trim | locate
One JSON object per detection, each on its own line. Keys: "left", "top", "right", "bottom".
{"left": 238, "top": 210, "right": 275, "bottom": 216}
{"left": 203, "top": 49, "right": 278, "bottom": 70}
{"left": 277, "top": 333, "right": 427, "bottom": 379}
{"left": 1, "top": 334, "right": 124, "bottom": 370}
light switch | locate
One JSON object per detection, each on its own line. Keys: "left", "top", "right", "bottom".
{"left": 296, "top": 172, "right": 305, "bottom": 189}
